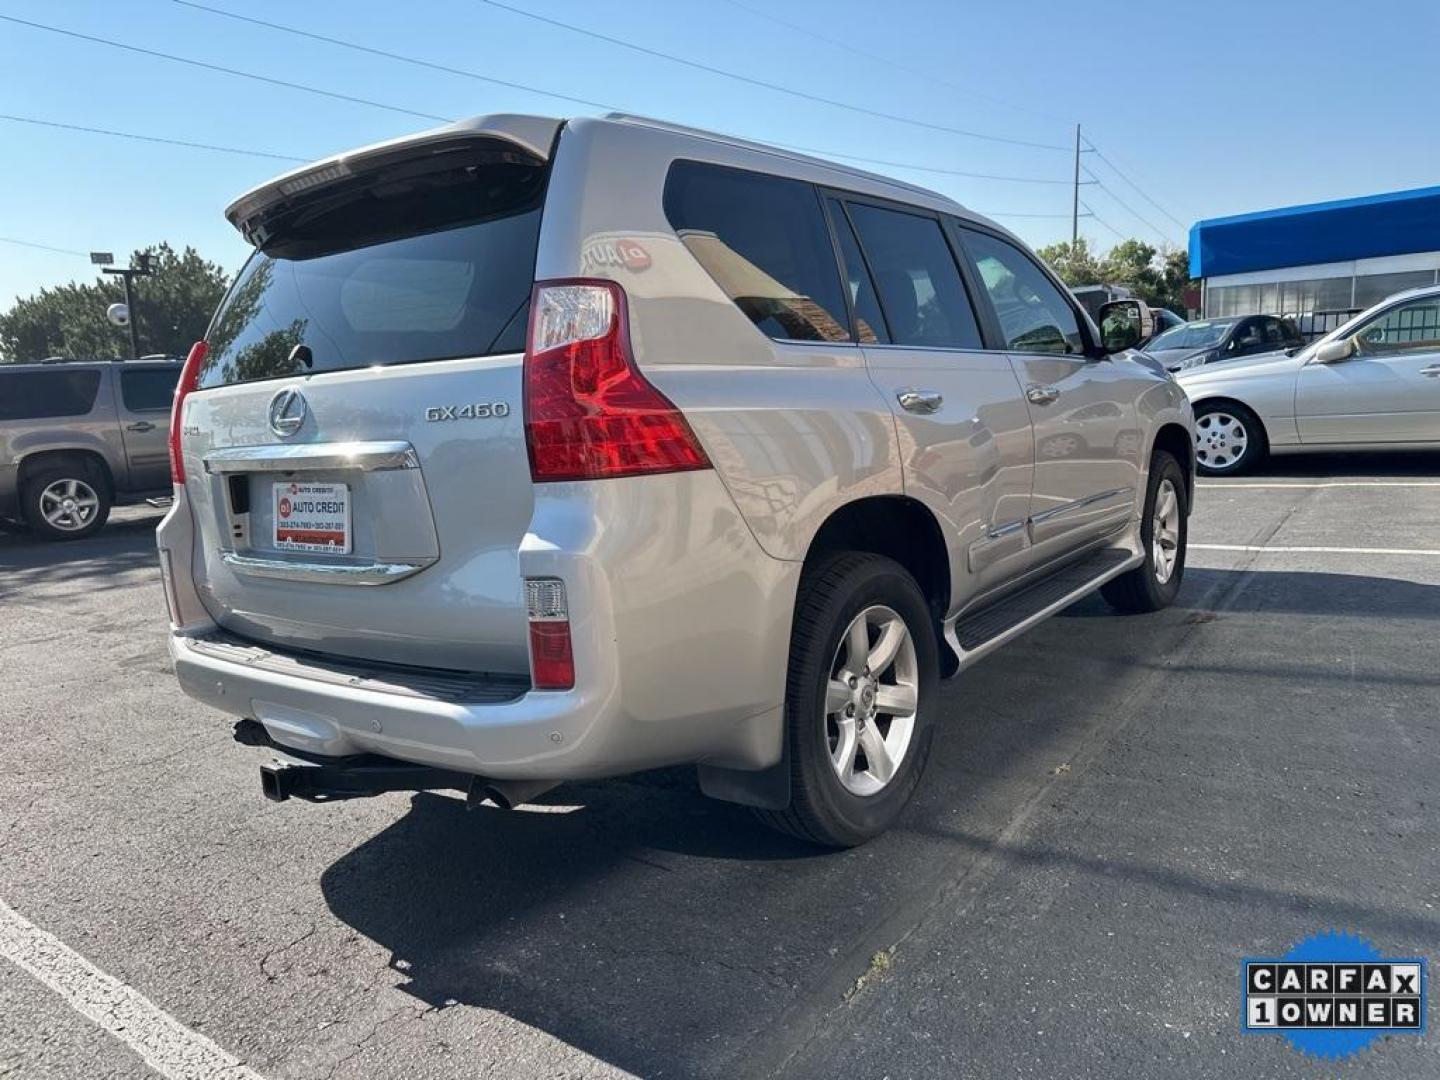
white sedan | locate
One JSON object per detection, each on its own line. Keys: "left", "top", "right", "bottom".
{"left": 1176, "top": 285, "right": 1440, "bottom": 475}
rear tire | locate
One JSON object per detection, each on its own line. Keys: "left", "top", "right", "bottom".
{"left": 756, "top": 553, "right": 939, "bottom": 848}
{"left": 1101, "top": 450, "right": 1187, "bottom": 614}
{"left": 1194, "top": 401, "right": 1265, "bottom": 476}
{"left": 22, "top": 465, "right": 111, "bottom": 541}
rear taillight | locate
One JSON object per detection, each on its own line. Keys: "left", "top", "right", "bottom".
{"left": 525, "top": 578, "right": 574, "bottom": 690}
{"left": 169, "top": 340, "right": 207, "bottom": 485}
{"left": 523, "top": 279, "right": 710, "bottom": 482}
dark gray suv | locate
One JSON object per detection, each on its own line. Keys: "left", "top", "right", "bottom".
{"left": 1, "top": 358, "right": 180, "bottom": 539}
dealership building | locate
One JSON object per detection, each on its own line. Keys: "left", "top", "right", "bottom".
{"left": 1190, "top": 184, "right": 1440, "bottom": 336}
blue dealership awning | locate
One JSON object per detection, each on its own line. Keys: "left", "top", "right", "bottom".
{"left": 1190, "top": 184, "right": 1440, "bottom": 278}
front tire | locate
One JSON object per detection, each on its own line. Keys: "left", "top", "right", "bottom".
{"left": 22, "top": 465, "right": 111, "bottom": 541}
{"left": 757, "top": 553, "right": 939, "bottom": 848}
{"left": 1101, "top": 450, "right": 1187, "bottom": 614}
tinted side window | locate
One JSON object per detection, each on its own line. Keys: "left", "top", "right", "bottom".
{"left": 845, "top": 202, "right": 982, "bottom": 349}
{"left": 826, "top": 199, "right": 888, "bottom": 344}
{"left": 0, "top": 370, "right": 103, "bottom": 421}
{"left": 1232, "top": 319, "right": 1266, "bottom": 351}
{"left": 962, "top": 230, "right": 1083, "bottom": 355}
{"left": 120, "top": 368, "right": 180, "bottom": 412}
{"left": 664, "top": 161, "right": 850, "bottom": 343}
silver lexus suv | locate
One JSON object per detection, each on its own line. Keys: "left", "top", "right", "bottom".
{"left": 158, "top": 113, "right": 1194, "bottom": 846}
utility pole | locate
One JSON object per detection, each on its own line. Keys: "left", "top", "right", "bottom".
{"left": 102, "top": 253, "right": 154, "bottom": 360}
{"left": 1071, "top": 123, "right": 1081, "bottom": 248}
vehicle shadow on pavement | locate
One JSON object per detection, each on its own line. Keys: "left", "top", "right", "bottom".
{"left": 317, "top": 561, "right": 1440, "bottom": 1078}
{"left": 0, "top": 511, "right": 162, "bottom": 592}
{"left": 1227, "top": 449, "right": 1440, "bottom": 478}
{"left": 1059, "top": 566, "right": 1440, "bottom": 622}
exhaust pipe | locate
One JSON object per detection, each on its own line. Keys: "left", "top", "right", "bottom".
{"left": 470, "top": 777, "right": 561, "bottom": 810}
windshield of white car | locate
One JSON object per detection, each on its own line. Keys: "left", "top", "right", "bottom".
{"left": 1147, "top": 320, "right": 1233, "bottom": 352}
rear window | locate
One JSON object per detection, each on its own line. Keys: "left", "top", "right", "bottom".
{"left": 663, "top": 160, "right": 851, "bottom": 344}
{"left": 199, "top": 157, "right": 546, "bottom": 389}
{"left": 0, "top": 370, "right": 102, "bottom": 421}
{"left": 120, "top": 367, "right": 180, "bottom": 412}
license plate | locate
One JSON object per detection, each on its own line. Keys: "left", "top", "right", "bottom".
{"left": 273, "top": 481, "right": 350, "bottom": 554}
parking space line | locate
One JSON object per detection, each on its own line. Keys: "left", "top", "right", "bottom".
{"left": 1198, "top": 481, "right": 1440, "bottom": 489}
{"left": 0, "top": 897, "right": 264, "bottom": 1080}
{"left": 1191, "top": 543, "right": 1440, "bottom": 556}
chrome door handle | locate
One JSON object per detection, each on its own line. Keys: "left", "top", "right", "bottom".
{"left": 1420, "top": 365, "right": 1440, "bottom": 377}
{"left": 125, "top": 421, "right": 157, "bottom": 432}
{"left": 897, "top": 389, "right": 943, "bottom": 414}
{"left": 1025, "top": 384, "right": 1060, "bottom": 406}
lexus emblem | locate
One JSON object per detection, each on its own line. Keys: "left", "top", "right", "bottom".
{"left": 268, "top": 387, "right": 307, "bottom": 438}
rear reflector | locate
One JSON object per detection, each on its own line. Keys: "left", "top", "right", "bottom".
{"left": 169, "top": 340, "right": 208, "bottom": 485}
{"left": 524, "top": 279, "right": 711, "bottom": 482}
{"left": 525, "top": 578, "right": 574, "bottom": 691}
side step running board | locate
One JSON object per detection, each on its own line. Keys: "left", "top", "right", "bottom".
{"left": 945, "top": 547, "right": 1141, "bottom": 670}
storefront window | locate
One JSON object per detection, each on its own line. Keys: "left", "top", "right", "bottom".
{"left": 1352, "top": 270, "right": 1437, "bottom": 309}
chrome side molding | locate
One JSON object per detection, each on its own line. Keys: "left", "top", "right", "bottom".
{"left": 967, "top": 519, "right": 1028, "bottom": 573}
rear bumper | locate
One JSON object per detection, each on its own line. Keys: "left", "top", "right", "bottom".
{"left": 162, "top": 470, "right": 799, "bottom": 781}
{"left": 169, "top": 630, "right": 651, "bottom": 778}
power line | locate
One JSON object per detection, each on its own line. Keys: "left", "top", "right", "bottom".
{"left": 0, "top": 12, "right": 1095, "bottom": 236}
{"left": 985, "top": 211, "right": 1089, "bottom": 220}
{"left": 1080, "top": 202, "right": 1126, "bottom": 242}
{"left": 1082, "top": 138, "right": 1189, "bottom": 231}
{"left": 0, "top": 113, "right": 307, "bottom": 162}
{"left": 774, "top": 143, "right": 1073, "bottom": 185}
{"left": 0, "top": 236, "right": 88, "bottom": 258}
{"left": 162, "top": 3, "right": 1078, "bottom": 187}
{"left": 474, "top": 0, "right": 1070, "bottom": 151}
{"left": 1083, "top": 171, "right": 1172, "bottom": 245}
{"left": 715, "top": 0, "right": 1073, "bottom": 125}
{"left": 0, "top": 14, "right": 452, "bottom": 123}
{"left": 171, "top": 0, "right": 618, "bottom": 113}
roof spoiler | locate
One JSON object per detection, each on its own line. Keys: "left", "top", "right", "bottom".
{"left": 224, "top": 114, "right": 564, "bottom": 245}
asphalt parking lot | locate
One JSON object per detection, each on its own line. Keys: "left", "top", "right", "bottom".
{"left": 2, "top": 452, "right": 1438, "bottom": 1080}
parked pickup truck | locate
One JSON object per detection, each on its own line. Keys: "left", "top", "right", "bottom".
{"left": 1, "top": 358, "right": 181, "bottom": 539}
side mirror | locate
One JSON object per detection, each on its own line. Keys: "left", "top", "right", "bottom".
{"left": 1098, "top": 299, "right": 1154, "bottom": 354}
{"left": 1313, "top": 337, "right": 1355, "bottom": 364}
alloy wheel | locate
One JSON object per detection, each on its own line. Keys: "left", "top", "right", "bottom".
{"left": 1151, "top": 478, "right": 1180, "bottom": 584}
{"left": 38, "top": 478, "right": 101, "bottom": 532}
{"left": 823, "top": 604, "right": 919, "bottom": 797}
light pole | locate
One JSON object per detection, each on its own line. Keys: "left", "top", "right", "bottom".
{"left": 98, "top": 253, "right": 154, "bottom": 360}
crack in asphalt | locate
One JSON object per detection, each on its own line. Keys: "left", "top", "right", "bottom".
{"left": 259, "top": 925, "right": 317, "bottom": 983}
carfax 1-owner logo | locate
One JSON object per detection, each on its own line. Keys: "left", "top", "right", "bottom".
{"left": 1242, "top": 930, "right": 1427, "bottom": 1060}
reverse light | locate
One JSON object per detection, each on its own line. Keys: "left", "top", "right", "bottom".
{"left": 523, "top": 279, "right": 711, "bottom": 482}
{"left": 525, "top": 577, "right": 575, "bottom": 691}
{"left": 169, "top": 340, "right": 208, "bottom": 485}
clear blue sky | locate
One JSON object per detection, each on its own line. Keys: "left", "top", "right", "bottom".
{"left": 3, "top": 0, "right": 1439, "bottom": 305}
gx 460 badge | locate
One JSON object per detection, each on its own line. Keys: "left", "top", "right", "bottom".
{"left": 424, "top": 402, "right": 511, "bottom": 422}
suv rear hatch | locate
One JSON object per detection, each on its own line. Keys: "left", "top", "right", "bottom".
{"left": 180, "top": 118, "right": 561, "bottom": 674}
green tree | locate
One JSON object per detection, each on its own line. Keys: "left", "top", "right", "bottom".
{"left": 0, "top": 243, "right": 230, "bottom": 362}
{"left": 1035, "top": 237, "right": 1106, "bottom": 287}
{"left": 1039, "top": 236, "right": 1194, "bottom": 317}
